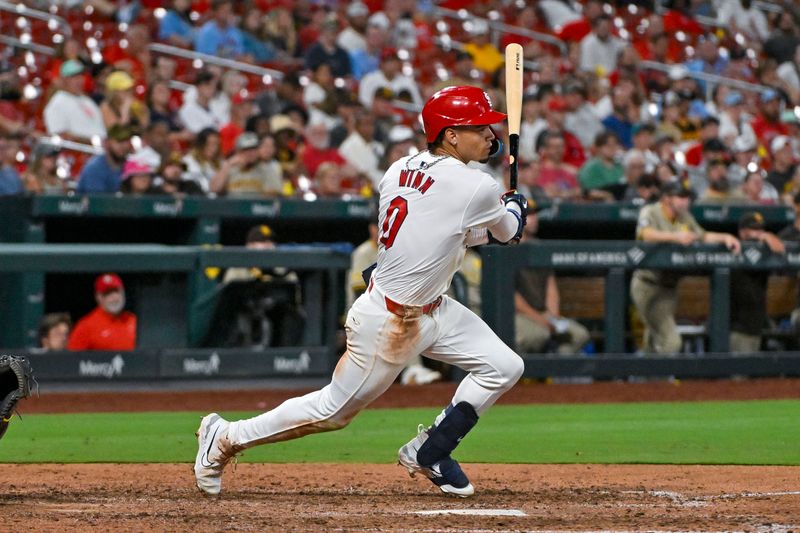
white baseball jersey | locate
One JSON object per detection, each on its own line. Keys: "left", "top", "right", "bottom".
{"left": 374, "top": 152, "right": 506, "bottom": 306}
{"left": 223, "top": 150, "right": 523, "bottom": 482}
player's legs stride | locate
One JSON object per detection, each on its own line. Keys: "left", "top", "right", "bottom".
{"left": 194, "top": 288, "right": 438, "bottom": 495}
{"left": 398, "top": 296, "right": 523, "bottom": 497}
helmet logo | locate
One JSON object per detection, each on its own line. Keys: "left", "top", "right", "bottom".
{"left": 483, "top": 91, "right": 492, "bottom": 109}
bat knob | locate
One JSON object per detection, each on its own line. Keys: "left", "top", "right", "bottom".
{"left": 489, "top": 138, "right": 503, "bottom": 157}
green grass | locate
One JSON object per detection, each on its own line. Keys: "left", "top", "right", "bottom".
{"left": 1, "top": 400, "right": 799, "bottom": 465}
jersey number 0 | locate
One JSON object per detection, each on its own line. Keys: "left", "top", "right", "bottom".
{"left": 379, "top": 196, "right": 408, "bottom": 249}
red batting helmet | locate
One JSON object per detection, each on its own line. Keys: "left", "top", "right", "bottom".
{"left": 421, "top": 86, "right": 507, "bottom": 143}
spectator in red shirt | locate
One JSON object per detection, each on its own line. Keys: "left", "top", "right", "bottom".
{"left": 534, "top": 130, "right": 580, "bottom": 200}
{"left": 540, "top": 96, "right": 586, "bottom": 168}
{"left": 300, "top": 122, "right": 347, "bottom": 178}
{"left": 103, "top": 24, "right": 151, "bottom": 84}
{"left": 751, "top": 89, "right": 788, "bottom": 149}
{"left": 220, "top": 92, "right": 255, "bottom": 156}
{"left": 67, "top": 273, "right": 137, "bottom": 351}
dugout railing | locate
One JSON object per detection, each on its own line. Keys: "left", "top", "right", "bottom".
{"left": 482, "top": 240, "right": 800, "bottom": 378}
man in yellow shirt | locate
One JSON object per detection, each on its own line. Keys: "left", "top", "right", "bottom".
{"left": 463, "top": 19, "right": 504, "bottom": 76}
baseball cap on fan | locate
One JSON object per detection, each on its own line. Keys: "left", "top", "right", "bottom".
{"left": 739, "top": 211, "right": 765, "bottom": 231}
{"left": 95, "top": 273, "right": 124, "bottom": 294}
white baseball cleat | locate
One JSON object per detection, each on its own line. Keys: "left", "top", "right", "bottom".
{"left": 194, "top": 413, "right": 242, "bottom": 496}
{"left": 400, "top": 364, "right": 443, "bottom": 386}
{"left": 398, "top": 424, "right": 475, "bottom": 497}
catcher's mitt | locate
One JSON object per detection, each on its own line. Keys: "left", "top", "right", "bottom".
{"left": 0, "top": 355, "right": 35, "bottom": 440}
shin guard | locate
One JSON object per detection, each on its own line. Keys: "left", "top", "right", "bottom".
{"left": 416, "top": 402, "right": 478, "bottom": 467}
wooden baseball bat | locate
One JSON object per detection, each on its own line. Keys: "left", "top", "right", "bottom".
{"left": 505, "top": 43, "right": 523, "bottom": 191}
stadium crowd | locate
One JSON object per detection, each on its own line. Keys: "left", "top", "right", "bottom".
{"left": 0, "top": 0, "right": 797, "bottom": 204}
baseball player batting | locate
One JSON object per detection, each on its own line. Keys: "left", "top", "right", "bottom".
{"left": 195, "top": 85, "right": 528, "bottom": 498}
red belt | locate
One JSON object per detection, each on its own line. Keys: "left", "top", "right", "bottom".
{"left": 369, "top": 279, "right": 442, "bottom": 317}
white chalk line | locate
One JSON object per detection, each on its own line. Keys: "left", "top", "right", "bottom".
{"left": 414, "top": 509, "right": 526, "bottom": 517}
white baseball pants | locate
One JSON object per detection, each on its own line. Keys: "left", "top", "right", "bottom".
{"left": 225, "top": 281, "right": 524, "bottom": 448}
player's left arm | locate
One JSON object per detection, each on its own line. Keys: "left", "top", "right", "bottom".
{"left": 462, "top": 175, "right": 527, "bottom": 245}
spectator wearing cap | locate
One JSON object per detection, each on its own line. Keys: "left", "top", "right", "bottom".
{"left": 687, "top": 138, "right": 731, "bottom": 197}
{"left": 534, "top": 131, "right": 580, "bottom": 200}
{"left": 101, "top": 70, "right": 149, "bottom": 130}
{"left": 183, "top": 127, "right": 222, "bottom": 193}
{"left": 718, "top": 91, "right": 757, "bottom": 150}
{"left": 76, "top": 124, "right": 134, "bottom": 194}
{"left": 220, "top": 92, "right": 255, "bottom": 156}
{"left": 270, "top": 113, "right": 302, "bottom": 175}
{"left": 23, "top": 142, "right": 67, "bottom": 195}
{"left": 211, "top": 132, "right": 283, "bottom": 197}
{"left": 223, "top": 224, "right": 298, "bottom": 284}
{"left": 358, "top": 48, "right": 421, "bottom": 108}
{"left": 67, "top": 273, "right": 137, "bottom": 351}
{"left": 194, "top": 0, "right": 245, "bottom": 59}
{"left": 699, "top": 158, "right": 748, "bottom": 204}
{"left": 349, "top": 19, "right": 388, "bottom": 81}
{"left": 463, "top": 18, "right": 504, "bottom": 75}
{"left": 158, "top": 152, "right": 203, "bottom": 196}
{"left": 751, "top": 89, "right": 788, "bottom": 148}
{"left": 767, "top": 135, "right": 797, "bottom": 195}
{"left": 337, "top": 1, "right": 370, "bottom": 53}
{"left": 578, "top": 14, "right": 625, "bottom": 76}
{"left": 38, "top": 313, "right": 71, "bottom": 352}
{"left": 0, "top": 133, "right": 23, "bottom": 196}
{"left": 339, "top": 107, "right": 384, "bottom": 187}
{"left": 577, "top": 131, "right": 626, "bottom": 200}
{"left": 515, "top": 204, "right": 591, "bottom": 355}
{"left": 741, "top": 170, "right": 779, "bottom": 205}
{"left": 631, "top": 181, "right": 741, "bottom": 354}
{"left": 119, "top": 160, "right": 160, "bottom": 196}
{"left": 730, "top": 211, "right": 785, "bottom": 353}
{"left": 179, "top": 70, "right": 224, "bottom": 134}
{"left": 44, "top": 60, "right": 106, "bottom": 142}
{"left": 305, "top": 14, "right": 352, "bottom": 78}
{"left": 223, "top": 224, "right": 276, "bottom": 284}
{"left": 563, "top": 81, "right": 604, "bottom": 150}
{"left": 158, "top": 0, "right": 196, "bottom": 48}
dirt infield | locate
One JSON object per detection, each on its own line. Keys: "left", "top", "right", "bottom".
{"left": 2, "top": 464, "right": 799, "bottom": 532}
{"left": 6, "top": 378, "right": 800, "bottom": 531}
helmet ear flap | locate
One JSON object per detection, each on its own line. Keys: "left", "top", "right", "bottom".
{"left": 489, "top": 128, "right": 503, "bottom": 157}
